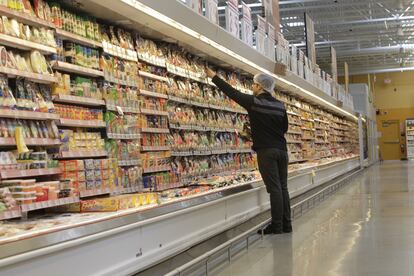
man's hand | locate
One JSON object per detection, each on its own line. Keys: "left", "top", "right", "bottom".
{"left": 206, "top": 67, "right": 216, "bottom": 79}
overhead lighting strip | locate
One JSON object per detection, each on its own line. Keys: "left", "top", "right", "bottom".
{"left": 121, "top": 0, "right": 358, "bottom": 121}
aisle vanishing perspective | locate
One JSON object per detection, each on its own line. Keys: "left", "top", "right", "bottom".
{"left": 212, "top": 161, "right": 414, "bottom": 276}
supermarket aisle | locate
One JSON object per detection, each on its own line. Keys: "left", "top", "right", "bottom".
{"left": 212, "top": 161, "right": 414, "bottom": 276}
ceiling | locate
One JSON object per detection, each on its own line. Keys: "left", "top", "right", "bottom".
{"left": 218, "top": 0, "right": 414, "bottom": 76}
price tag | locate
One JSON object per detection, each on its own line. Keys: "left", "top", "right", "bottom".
{"left": 116, "top": 106, "right": 124, "bottom": 116}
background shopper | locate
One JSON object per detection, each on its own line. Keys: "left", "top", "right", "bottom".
{"left": 206, "top": 68, "right": 292, "bottom": 234}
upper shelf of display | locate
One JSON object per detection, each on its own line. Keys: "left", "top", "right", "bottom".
{"left": 86, "top": 0, "right": 357, "bottom": 121}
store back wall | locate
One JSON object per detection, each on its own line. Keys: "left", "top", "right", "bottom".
{"left": 347, "top": 72, "right": 414, "bottom": 160}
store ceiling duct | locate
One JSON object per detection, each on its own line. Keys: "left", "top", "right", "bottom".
{"left": 278, "top": 0, "right": 414, "bottom": 74}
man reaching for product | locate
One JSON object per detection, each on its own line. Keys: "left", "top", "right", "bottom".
{"left": 206, "top": 68, "right": 292, "bottom": 235}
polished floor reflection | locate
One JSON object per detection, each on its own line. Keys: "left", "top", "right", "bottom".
{"left": 212, "top": 161, "right": 414, "bottom": 276}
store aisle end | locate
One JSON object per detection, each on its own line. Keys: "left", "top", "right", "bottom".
{"left": 211, "top": 161, "right": 414, "bottom": 276}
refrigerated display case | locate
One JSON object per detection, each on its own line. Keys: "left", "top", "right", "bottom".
{"left": 0, "top": 1, "right": 362, "bottom": 275}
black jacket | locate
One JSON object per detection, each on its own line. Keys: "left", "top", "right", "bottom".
{"left": 212, "top": 75, "right": 288, "bottom": 152}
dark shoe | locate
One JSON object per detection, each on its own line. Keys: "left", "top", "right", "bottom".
{"left": 257, "top": 224, "right": 283, "bottom": 235}
{"left": 283, "top": 225, "right": 293, "bottom": 233}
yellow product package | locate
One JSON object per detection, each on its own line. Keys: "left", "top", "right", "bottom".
{"left": 81, "top": 197, "right": 119, "bottom": 212}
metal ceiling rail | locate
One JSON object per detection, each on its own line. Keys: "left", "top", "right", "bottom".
{"left": 164, "top": 168, "right": 363, "bottom": 276}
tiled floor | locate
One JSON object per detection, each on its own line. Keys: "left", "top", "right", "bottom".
{"left": 212, "top": 161, "right": 414, "bottom": 276}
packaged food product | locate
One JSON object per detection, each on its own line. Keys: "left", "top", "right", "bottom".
{"left": 80, "top": 197, "right": 119, "bottom": 212}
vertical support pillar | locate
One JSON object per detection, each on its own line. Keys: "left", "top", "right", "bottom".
{"left": 358, "top": 114, "right": 364, "bottom": 168}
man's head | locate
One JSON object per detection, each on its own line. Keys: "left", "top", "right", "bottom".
{"left": 252, "top": 73, "right": 276, "bottom": 96}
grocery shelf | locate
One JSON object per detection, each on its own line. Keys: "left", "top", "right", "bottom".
{"left": 287, "top": 140, "right": 302, "bottom": 144}
{"left": 53, "top": 94, "right": 106, "bottom": 107}
{"left": 211, "top": 148, "right": 229, "bottom": 155}
{"left": 141, "top": 146, "right": 170, "bottom": 152}
{"left": 118, "top": 160, "right": 141, "bottom": 167}
{"left": 169, "top": 123, "right": 193, "bottom": 130}
{"left": 287, "top": 111, "right": 300, "bottom": 116}
{"left": 287, "top": 130, "right": 302, "bottom": 135}
{"left": 139, "top": 89, "right": 169, "bottom": 99}
{"left": 138, "top": 53, "right": 167, "bottom": 67}
{"left": 139, "top": 71, "right": 169, "bottom": 82}
{"left": 0, "top": 138, "right": 61, "bottom": 147}
{"left": 172, "top": 148, "right": 251, "bottom": 156}
{"left": 0, "top": 33, "right": 56, "bottom": 54}
{"left": 0, "top": 208, "right": 21, "bottom": 220}
{"left": 140, "top": 108, "right": 169, "bottom": 116}
{"left": 140, "top": 127, "right": 170, "bottom": 134}
{"left": 171, "top": 151, "right": 193, "bottom": 157}
{"left": 104, "top": 75, "right": 138, "bottom": 87}
{"left": 0, "top": 109, "right": 59, "bottom": 120}
{"left": 20, "top": 197, "right": 80, "bottom": 212}
{"left": 168, "top": 95, "right": 190, "bottom": 104}
{"left": 80, "top": 188, "right": 112, "bottom": 198}
{"left": 143, "top": 165, "right": 171, "bottom": 174}
{"left": 189, "top": 100, "right": 210, "bottom": 108}
{"left": 52, "top": 61, "right": 104, "bottom": 77}
{"left": 106, "top": 104, "right": 140, "bottom": 114}
{"left": 0, "top": 6, "right": 55, "bottom": 29}
{"left": 107, "top": 133, "right": 141, "bottom": 140}
{"left": 55, "top": 29, "right": 102, "bottom": 48}
{"left": 57, "top": 119, "right": 106, "bottom": 128}
{"left": 0, "top": 168, "right": 61, "bottom": 180}
{"left": 103, "top": 42, "right": 138, "bottom": 62}
{"left": 59, "top": 150, "right": 108, "bottom": 159}
{"left": 122, "top": 186, "right": 141, "bottom": 194}
{"left": 0, "top": 67, "right": 57, "bottom": 84}
{"left": 166, "top": 63, "right": 208, "bottom": 84}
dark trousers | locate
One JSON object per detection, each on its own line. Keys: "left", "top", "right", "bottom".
{"left": 256, "top": 148, "right": 291, "bottom": 230}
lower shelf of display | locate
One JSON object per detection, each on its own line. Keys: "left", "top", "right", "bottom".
{"left": 52, "top": 61, "right": 104, "bottom": 77}
{"left": 0, "top": 208, "right": 22, "bottom": 220}
{"left": 139, "top": 89, "right": 169, "bottom": 99}
{"left": 169, "top": 123, "right": 237, "bottom": 132}
{"left": 107, "top": 133, "right": 141, "bottom": 140}
{"left": 140, "top": 108, "right": 169, "bottom": 116}
{"left": 0, "top": 138, "right": 61, "bottom": 146}
{"left": 140, "top": 127, "right": 170, "bottom": 134}
{"left": 106, "top": 104, "right": 140, "bottom": 114}
{"left": 57, "top": 119, "right": 106, "bottom": 128}
{"left": 80, "top": 188, "right": 112, "bottom": 198}
{"left": 141, "top": 146, "right": 170, "bottom": 152}
{"left": 0, "top": 66, "right": 57, "bottom": 84}
{"left": 0, "top": 109, "right": 59, "bottom": 120}
{"left": 172, "top": 148, "right": 252, "bottom": 156}
{"left": 59, "top": 150, "right": 108, "bottom": 159}
{"left": 20, "top": 197, "right": 80, "bottom": 212}
{"left": 143, "top": 166, "right": 171, "bottom": 173}
{"left": 0, "top": 168, "right": 61, "bottom": 179}
{"left": 53, "top": 94, "right": 105, "bottom": 106}
{"left": 118, "top": 160, "right": 141, "bottom": 167}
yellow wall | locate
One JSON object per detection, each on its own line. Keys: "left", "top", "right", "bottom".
{"left": 347, "top": 71, "right": 414, "bottom": 160}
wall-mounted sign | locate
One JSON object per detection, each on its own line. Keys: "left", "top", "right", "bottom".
{"left": 205, "top": 0, "right": 219, "bottom": 24}
{"left": 257, "top": 15, "right": 267, "bottom": 33}
{"left": 344, "top": 62, "right": 349, "bottom": 94}
{"left": 304, "top": 13, "right": 316, "bottom": 66}
{"left": 225, "top": 3, "right": 240, "bottom": 38}
{"left": 187, "top": 0, "right": 202, "bottom": 14}
{"left": 267, "top": 23, "right": 276, "bottom": 60}
{"left": 241, "top": 2, "right": 253, "bottom": 46}
{"left": 330, "top": 46, "right": 338, "bottom": 83}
